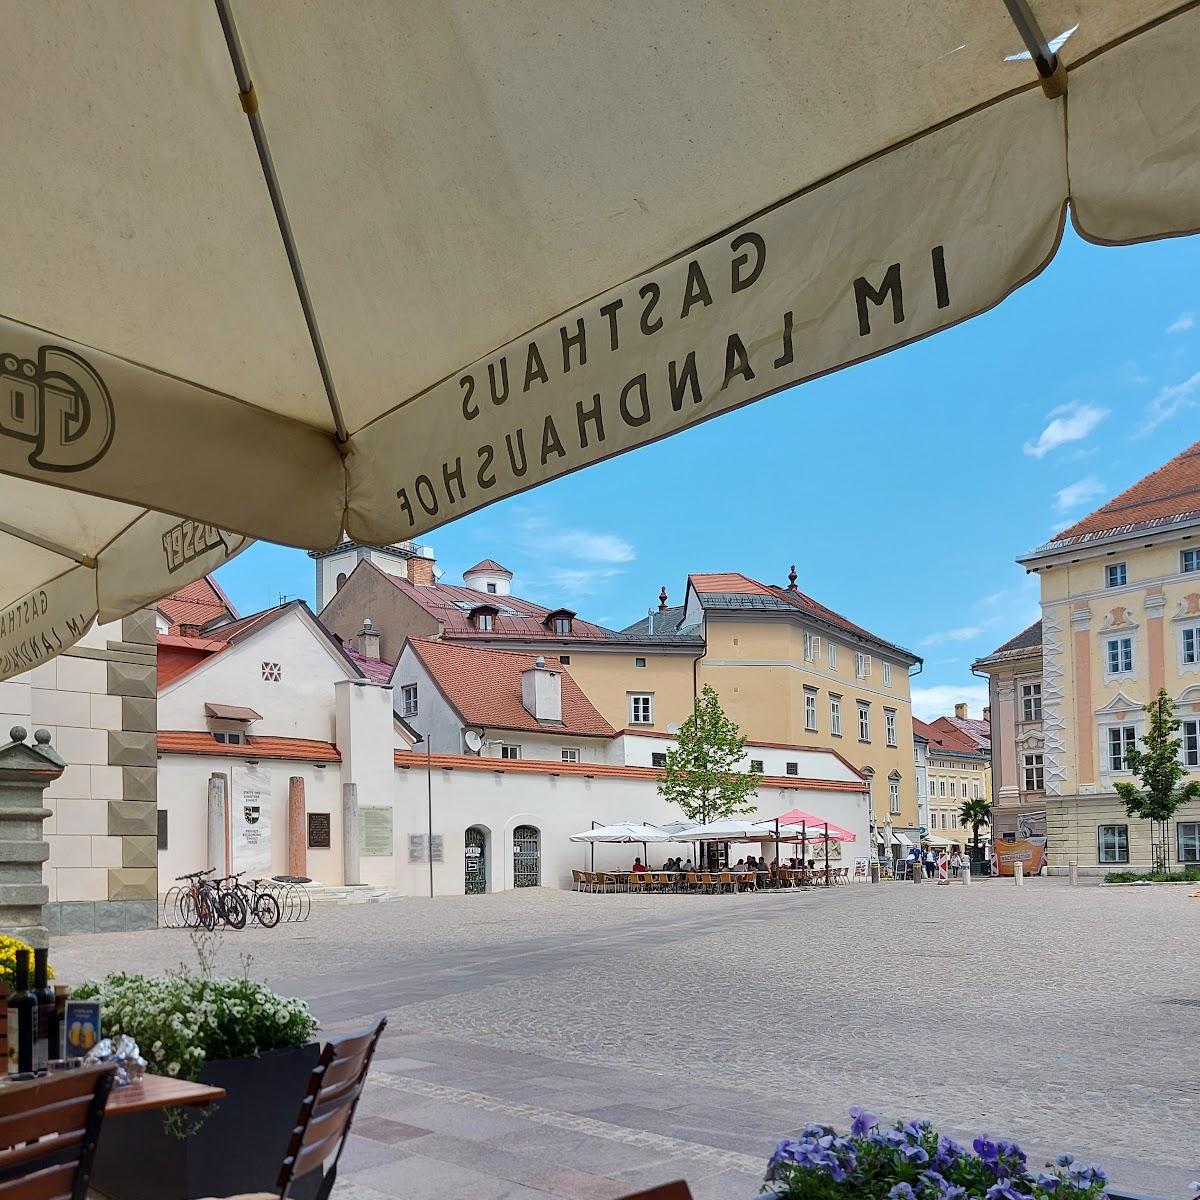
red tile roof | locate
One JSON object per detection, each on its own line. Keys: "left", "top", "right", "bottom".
{"left": 1050, "top": 439, "right": 1200, "bottom": 543}
{"left": 463, "top": 559, "right": 512, "bottom": 576}
{"left": 393, "top": 751, "right": 866, "bottom": 791}
{"left": 689, "top": 573, "right": 775, "bottom": 596}
{"left": 341, "top": 642, "right": 395, "bottom": 684}
{"left": 938, "top": 715, "right": 991, "bottom": 751}
{"left": 156, "top": 635, "right": 227, "bottom": 688}
{"left": 157, "top": 576, "right": 238, "bottom": 633}
{"left": 373, "top": 562, "right": 618, "bottom": 643}
{"left": 158, "top": 732, "right": 340, "bottom": 762}
{"left": 407, "top": 638, "right": 615, "bottom": 737}
{"left": 914, "top": 717, "right": 988, "bottom": 757}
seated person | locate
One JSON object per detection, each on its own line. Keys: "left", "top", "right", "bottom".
{"left": 631, "top": 857, "right": 646, "bottom": 874}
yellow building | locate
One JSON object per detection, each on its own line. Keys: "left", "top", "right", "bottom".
{"left": 914, "top": 711, "right": 991, "bottom": 851}
{"left": 1005, "top": 439, "right": 1200, "bottom": 874}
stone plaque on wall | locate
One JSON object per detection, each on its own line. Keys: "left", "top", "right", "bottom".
{"left": 408, "top": 834, "right": 426, "bottom": 863}
{"left": 307, "top": 812, "right": 331, "bottom": 849}
{"left": 430, "top": 834, "right": 444, "bottom": 863}
{"left": 359, "top": 806, "right": 393, "bottom": 857}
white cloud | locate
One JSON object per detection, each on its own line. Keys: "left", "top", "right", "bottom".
{"left": 1167, "top": 312, "right": 1194, "bottom": 335}
{"left": 515, "top": 514, "right": 635, "bottom": 564}
{"left": 1138, "top": 370, "right": 1200, "bottom": 436}
{"left": 1053, "top": 476, "right": 1105, "bottom": 514}
{"left": 1022, "top": 402, "right": 1107, "bottom": 459}
{"left": 919, "top": 625, "right": 984, "bottom": 648}
{"left": 535, "top": 566, "right": 624, "bottom": 598}
{"left": 911, "top": 683, "right": 990, "bottom": 723}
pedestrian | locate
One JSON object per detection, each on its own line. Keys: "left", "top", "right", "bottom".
{"left": 924, "top": 845, "right": 938, "bottom": 878}
{"left": 950, "top": 848, "right": 963, "bottom": 878}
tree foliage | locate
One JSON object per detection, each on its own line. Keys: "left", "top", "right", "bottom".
{"left": 1115, "top": 688, "right": 1200, "bottom": 824}
{"left": 957, "top": 794, "right": 992, "bottom": 858}
{"left": 657, "top": 685, "right": 761, "bottom": 824}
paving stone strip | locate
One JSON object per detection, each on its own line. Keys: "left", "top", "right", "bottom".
{"left": 370, "top": 1070, "right": 765, "bottom": 1173}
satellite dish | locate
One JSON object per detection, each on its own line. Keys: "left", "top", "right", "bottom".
{"left": 464, "top": 730, "right": 483, "bottom": 753}
{"left": 666, "top": 723, "right": 680, "bottom": 735}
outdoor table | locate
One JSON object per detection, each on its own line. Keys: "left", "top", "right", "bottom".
{"left": 105, "top": 1073, "right": 226, "bottom": 1116}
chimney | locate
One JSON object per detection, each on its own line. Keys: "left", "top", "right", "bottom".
{"left": 521, "top": 655, "right": 562, "bottom": 723}
{"left": 357, "top": 616, "right": 381, "bottom": 660}
{"left": 177, "top": 623, "right": 202, "bottom": 639}
{"left": 407, "top": 553, "right": 435, "bottom": 586}
{"left": 955, "top": 702, "right": 968, "bottom": 720}
{"left": 658, "top": 587, "right": 668, "bottom": 611}
{"left": 983, "top": 705, "right": 991, "bottom": 723}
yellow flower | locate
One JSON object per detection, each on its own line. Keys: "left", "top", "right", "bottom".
{"left": 0, "top": 935, "right": 54, "bottom": 986}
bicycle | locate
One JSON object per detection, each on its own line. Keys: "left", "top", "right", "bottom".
{"left": 173, "top": 869, "right": 218, "bottom": 931}
{"left": 224, "top": 872, "right": 281, "bottom": 928}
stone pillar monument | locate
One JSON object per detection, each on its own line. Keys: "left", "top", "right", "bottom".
{"left": 288, "top": 777, "right": 307, "bottom": 878}
{"left": 207, "top": 773, "right": 228, "bottom": 875}
{"left": 0, "top": 728, "right": 66, "bottom": 949}
{"left": 342, "top": 782, "right": 361, "bottom": 886}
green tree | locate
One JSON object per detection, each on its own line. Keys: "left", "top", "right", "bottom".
{"left": 657, "top": 685, "right": 761, "bottom": 826}
{"left": 958, "top": 794, "right": 992, "bottom": 860}
{"left": 1115, "top": 688, "right": 1200, "bottom": 872}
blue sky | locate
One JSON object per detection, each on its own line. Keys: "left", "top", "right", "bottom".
{"left": 216, "top": 224, "right": 1200, "bottom": 721}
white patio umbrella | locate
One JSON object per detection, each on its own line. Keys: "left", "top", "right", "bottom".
{"left": 2, "top": 2, "right": 1199, "bottom": 676}
{"left": 568, "top": 823, "right": 675, "bottom": 843}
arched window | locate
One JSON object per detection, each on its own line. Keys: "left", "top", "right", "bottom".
{"left": 335, "top": 571, "right": 347, "bottom": 591}
{"left": 513, "top": 826, "right": 540, "bottom": 887}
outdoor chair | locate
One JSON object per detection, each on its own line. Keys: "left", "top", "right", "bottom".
{"left": 717, "top": 870, "right": 735, "bottom": 894}
{"left": 698, "top": 871, "right": 717, "bottom": 893}
{"left": 595, "top": 872, "right": 617, "bottom": 893}
{"left": 571, "top": 869, "right": 583, "bottom": 891}
{"left": 0, "top": 1061, "right": 116, "bottom": 1200}
{"left": 627, "top": 873, "right": 647, "bottom": 893}
{"left": 211, "top": 1015, "right": 388, "bottom": 1200}
{"left": 611, "top": 1182, "right": 693, "bottom": 1200}
{"left": 685, "top": 871, "right": 700, "bottom": 892}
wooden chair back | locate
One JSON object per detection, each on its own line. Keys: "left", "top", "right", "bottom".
{"left": 0, "top": 1064, "right": 115, "bottom": 1200}
{"left": 611, "top": 1180, "right": 693, "bottom": 1200}
{"left": 276, "top": 1016, "right": 387, "bottom": 1200}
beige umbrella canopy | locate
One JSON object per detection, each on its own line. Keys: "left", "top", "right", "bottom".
{"left": 1, "top": 0, "right": 1198, "bottom": 677}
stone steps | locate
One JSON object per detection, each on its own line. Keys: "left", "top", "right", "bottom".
{"left": 305, "top": 884, "right": 403, "bottom": 904}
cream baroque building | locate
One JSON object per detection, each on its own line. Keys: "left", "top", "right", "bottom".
{"left": 987, "top": 440, "right": 1200, "bottom": 873}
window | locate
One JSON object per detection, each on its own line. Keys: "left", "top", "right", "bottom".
{"left": 1178, "top": 822, "right": 1200, "bottom": 864}
{"left": 335, "top": 571, "right": 347, "bottom": 591}
{"left": 558, "top": 655, "right": 571, "bottom": 665}
{"left": 400, "top": 683, "right": 418, "bottom": 717}
{"left": 1182, "top": 624, "right": 1200, "bottom": 666}
{"left": 829, "top": 695, "right": 842, "bottom": 736}
{"left": 1021, "top": 682, "right": 1042, "bottom": 722}
{"left": 486, "top": 581, "right": 497, "bottom": 593}
{"left": 941, "top": 812, "right": 948, "bottom": 829}
{"left": 856, "top": 652, "right": 872, "bottom": 679}
{"left": 1105, "top": 562, "right": 1127, "bottom": 588}
{"left": 1107, "top": 725, "right": 1137, "bottom": 772}
{"left": 553, "top": 617, "right": 571, "bottom": 634}
{"left": 749, "top": 758, "right": 764, "bottom": 773}
{"left": 635, "top": 657, "right": 647, "bottom": 668}
{"left": 889, "top": 781, "right": 900, "bottom": 814}
{"left": 1182, "top": 718, "right": 1199, "bottom": 767}
{"left": 972, "top": 783, "right": 980, "bottom": 799}
{"left": 827, "top": 642, "right": 838, "bottom": 670}
{"left": 951, "top": 812, "right": 958, "bottom": 829}
{"left": 804, "top": 632, "right": 821, "bottom": 662}
{"left": 629, "top": 693, "right": 654, "bottom": 724}
{"left": 884, "top": 708, "right": 897, "bottom": 747}
{"left": 212, "top": 731, "right": 245, "bottom": 745}
{"left": 1183, "top": 548, "right": 1200, "bottom": 574}
{"left": 1023, "top": 752, "right": 1045, "bottom": 791}
{"left": 883, "top": 662, "right": 893, "bottom": 687}
{"left": 261, "top": 661, "right": 282, "bottom": 682}
{"left": 157, "top": 809, "right": 169, "bottom": 851}
{"left": 1106, "top": 636, "right": 1133, "bottom": 674}
{"left": 804, "top": 688, "right": 818, "bottom": 732}
{"left": 857, "top": 701, "right": 870, "bottom": 742}
{"left": 500, "top": 744, "right": 521, "bottom": 760}
{"left": 786, "top": 762, "right": 799, "bottom": 776}
{"left": 939, "top": 779, "right": 946, "bottom": 797}
{"left": 561, "top": 747, "right": 580, "bottom": 764}
{"left": 651, "top": 751, "right": 667, "bottom": 768}
{"left": 475, "top": 611, "right": 494, "bottom": 631}
{"left": 1098, "top": 823, "right": 1129, "bottom": 864}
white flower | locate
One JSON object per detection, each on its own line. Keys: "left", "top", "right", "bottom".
{"left": 167, "top": 1061, "right": 181, "bottom": 1076}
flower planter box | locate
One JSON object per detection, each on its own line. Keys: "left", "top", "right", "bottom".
{"left": 92, "top": 1041, "right": 321, "bottom": 1200}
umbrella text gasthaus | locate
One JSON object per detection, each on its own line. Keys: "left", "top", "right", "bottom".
{"left": 0, "top": 345, "right": 115, "bottom": 472}
{"left": 394, "top": 235, "right": 950, "bottom": 529}
{"left": 0, "top": 589, "right": 89, "bottom": 679}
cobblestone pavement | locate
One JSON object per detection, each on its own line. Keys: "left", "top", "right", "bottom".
{"left": 55, "top": 879, "right": 1200, "bottom": 1199}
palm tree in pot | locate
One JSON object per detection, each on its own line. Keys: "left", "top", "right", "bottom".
{"left": 958, "top": 794, "right": 992, "bottom": 862}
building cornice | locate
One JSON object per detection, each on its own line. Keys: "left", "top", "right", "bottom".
{"left": 1017, "top": 513, "right": 1200, "bottom": 571}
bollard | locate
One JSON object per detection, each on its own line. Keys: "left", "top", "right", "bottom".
{"left": 870, "top": 860, "right": 880, "bottom": 884}
{"left": 961, "top": 861, "right": 970, "bottom": 886}
{"left": 1068, "top": 860, "right": 1078, "bottom": 886}
{"left": 1014, "top": 861, "right": 1024, "bottom": 887}
{"left": 912, "top": 861, "right": 922, "bottom": 884}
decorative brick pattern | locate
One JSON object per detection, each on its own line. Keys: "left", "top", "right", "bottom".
{"left": 106, "top": 661, "right": 156, "bottom": 698}
{"left": 120, "top": 836, "right": 157, "bottom": 870}
{"left": 121, "top": 610, "right": 158, "bottom": 646}
{"left": 121, "top": 697, "right": 157, "bottom": 733}
{"left": 107, "top": 800, "right": 157, "bottom": 837}
{"left": 107, "top": 867, "right": 157, "bottom": 901}
{"left": 121, "top": 766, "right": 157, "bottom": 803}
{"left": 107, "top": 730, "right": 157, "bottom": 767}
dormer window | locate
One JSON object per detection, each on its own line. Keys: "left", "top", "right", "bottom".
{"left": 486, "top": 582, "right": 497, "bottom": 594}
{"left": 204, "top": 702, "right": 261, "bottom": 746}
{"left": 470, "top": 604, "right": 498, "bottom": 632}
{"left": 545, "top": 608, "right": 575, "bottom": 636}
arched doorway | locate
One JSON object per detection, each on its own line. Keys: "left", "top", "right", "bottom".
{"left": 465, "top": 826, "right": 488, "bottom": 894}
{"left": 513, "top": 825, "right": 540, "bottom": 888}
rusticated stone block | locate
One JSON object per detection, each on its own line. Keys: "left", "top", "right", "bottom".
{"left": 121, "top": 609, "right": 158, "bottom": 646}
{"left": 108, "top": 868, "right": 157, "bottom": 902}
{"left": 107, "top": 800, "right": 157, "bottom": 837}
{"left": 107, "top": 661, "right": 156, "bottom": 698}
{"left": 122, "top": 900, "right": 159, "bottom": 931}
{"left": 121, "top": 696, "right": 157, "bottom": 734}
{"left": 121, "top": 835, "right": 157, "bottom": 870}
{"left": 108, "top": 730, "right": 157, "bottom": 768}
{"left": 122, "top": 766, "right": 157, "bottom": 803}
